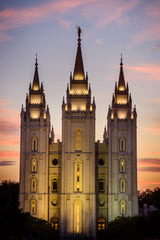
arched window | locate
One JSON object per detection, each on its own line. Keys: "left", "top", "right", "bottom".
{"left": 97, "top": 218, "right": 106, "bottom": 231}
{"left": 120, "top": 159, "right": 125, "bottom": 173}
{"left": 31, "top": 178, "right": 37, "bottom": 192}
{"left": 120, "top": 200, "right": 126, "bottom": 215}
{"left": 32, "top": 136, "right": 38, "bottom": 152}
{"left": 99, "top": 178, "right": 104, "bottom": 192}
{"left": 120, "top": 179, "right": 126, "bottom": 193}
{"left": 50, "top": 217, "right": 59, "bottom": 230}
{"left": 31, "top": 158, "right": 37, "bottom": 173}
{"left": 75, "top": 128, "right": 82, "bottom": 151}
{"left": 30, "top": 199, "right": 36, "bottom": 215}
{"left": 77, "top": 165, "right": 80, "bottom": 191}
{"left": 52, "top": 178, "right": 58, "bottom": 192}
{"left": 119, "top": 137, "right": 126, "bottom": 152}
{"left": 74, "top": 159, "right": 83, "bottom": 192}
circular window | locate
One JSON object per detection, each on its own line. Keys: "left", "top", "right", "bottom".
{"left": 51, "top": 199, "right": 57, "bottom": 206}
{"left": 99, "top": 159, "right": 104, "bottom": 166}
{"left": 99, "top": 198, "right": 105, "bottom": 206}
{"left": 52, "top": 158, "right": 58, "bottom": 165}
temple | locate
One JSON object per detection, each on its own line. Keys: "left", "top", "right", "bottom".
{"left": 19, "top": 28, "right": 138, "bottom": 239}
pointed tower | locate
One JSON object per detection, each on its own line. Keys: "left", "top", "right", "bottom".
{"left": 107, "top": 56, "right": 138, "bottom": 221}
{"left": 19, "top": 57, "right": 50, "bottom": 220}
{"left": 60, "top": 27, "right": 96, "bottom": 239}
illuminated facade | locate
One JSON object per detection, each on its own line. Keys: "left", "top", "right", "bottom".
{"left": 19, "top": 28, "right": 138, "bottom": 239}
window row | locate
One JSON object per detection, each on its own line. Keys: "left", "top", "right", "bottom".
{"left": 98, "top": 178, "right": 126, "bottom": 193}
{"left": 30, "top": 157, "right": 59, "bottom": 173}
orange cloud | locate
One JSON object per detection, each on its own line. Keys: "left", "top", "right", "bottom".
{"left": 138, "top": 181, "right": 160, "bottom": 191}
{"left": 126, "top": 64, "right": 160, "bottom": 81}
{"left": 0, "top": 151, "right": 19, "bottom": 158}
{"left": 0, "top": 138, "right": 19, "bottom": 146}
{"left": 143, "top": 125, "right": 160, "bottom": 135}
{"left": 0, "top": 99, "right": 20, "bottom": 148}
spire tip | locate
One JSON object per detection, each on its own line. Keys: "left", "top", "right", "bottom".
{"left": 76, "top": 26, "right": 82, "bottom": 44}
{"left": 35, "top": 54, "right": 38, "bottom": 67}
{"left": 120, "top": 54, "right": 123, "bottom": 67}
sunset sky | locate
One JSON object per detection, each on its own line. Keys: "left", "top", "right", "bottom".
{"left": 0, "top": 0, "right": 160, "bottom": 191}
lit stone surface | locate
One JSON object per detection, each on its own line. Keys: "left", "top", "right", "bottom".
{"left": 19, "top": 30, "right": 138, "bottom": 239}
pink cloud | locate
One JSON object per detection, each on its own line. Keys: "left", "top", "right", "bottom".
{"left": 132, "top": 22, "right": 160, "bottom": 46}
{"left": 126, "top": 64, "right": 160, "bottom": 81}
{"left": 0, "top": 0, "right": 96, "bottom": 41}
{"left": 0, "top": 0, "right": 140, "bottom": 41}
{"left": 131, "top": 2, "right": 160, "bottom": 46}
{"left": 146, "top": 2, "right": 160, "bottom": 18}
{"left": 147, "top": 98, "right": 160, "bottom": 103}
{"left": 0, "top": 98, "right": 12, "bottom": 106}
{"left": 81, "top": 0, "right": 139, "bottom": 28}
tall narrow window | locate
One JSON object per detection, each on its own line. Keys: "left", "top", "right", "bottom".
{"left": 120, "top": 159, "right": 125, "bottom": 173}
{"left": 31, "top": 178, "right": 37, "bottom": 192}
{"left": 119, "top": 137, "right": 126, "bottom": 152}
{"left": 99, "top": 178, "right": 104, "bottom": 192}
{"left": 120, "top": 200, "right": 126, "bottom": 215}
{"left": 120, "top": 179, "right": 125, "bottom": 193}
{"left": 32, "top": 136, "right": 38, "bottom": 152}
{"left": 31, "top": 159, "right": 37, "bottom": 173}
{"left": 30, "top": 199, "right": 36, "bottom": 215}
{"left": 74, "top": 160, "right": 82, "bottom": 192}
{"left": 75, "top": 129, "right": 82, "bottom": 151}
{"left": 52, "top": 178, "right": 58, "bottom": 192}
{"left": 77, "top": 165, "right": 80, "bottom": 191}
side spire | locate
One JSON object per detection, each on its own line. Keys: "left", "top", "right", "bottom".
{"left": 118, "top": 54, "right": 125, "bottom": 91}
{"left": 73, "top": 26, "right": 85, "bottom": 80}
{"left": 32, "top": 54, "right": 40, "bottom": 91}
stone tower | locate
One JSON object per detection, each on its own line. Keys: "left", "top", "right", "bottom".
{"left": 19, "top": 57, "right": 50, "bottom": 220}
{"left": 19, "top": 29, "right": 138, "bottom": 238}
{"left": 107, "top": 56, "right": 138, "bottom": 221}
{"left": 60, "top": 27, "right": 96, "bottom": 239}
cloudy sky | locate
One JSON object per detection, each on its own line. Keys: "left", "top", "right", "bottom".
{"left": 0, "top": 0, "right": 160, "bottom": 191}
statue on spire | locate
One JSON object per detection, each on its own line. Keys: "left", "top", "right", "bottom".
{"left": 76, "top": 26, "right": 82, "bottom": 43}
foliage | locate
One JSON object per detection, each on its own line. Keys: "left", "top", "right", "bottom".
{"left": 0, "top": 180, "right": 59, "bottom": 240}
{"left": 1, "top": 180, "right": 160, "bottom": 239}
{"left": 98, "top": 213, "right": 160, "bottom": 240}
{"left": 138, "top": 187, "right": 160, "bottom": 209}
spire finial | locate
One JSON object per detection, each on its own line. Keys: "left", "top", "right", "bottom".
{"left": 76, "top": 26, "right": 82, "bottom": 44}
{"left": 120, "top": 54, "right": 123, "bottom": 67}
{"left": 35, "top": 54, "right": 38, "bottom": 67}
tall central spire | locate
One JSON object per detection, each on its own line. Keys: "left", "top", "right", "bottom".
{"left": 32, "top": 55, "right": 40, "bottom": 91}
{"left": 73, "top": 26, "right": 85, "bottom": 80}
{"left": 118, "top": 54, "right": 125, "bottom": 91}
